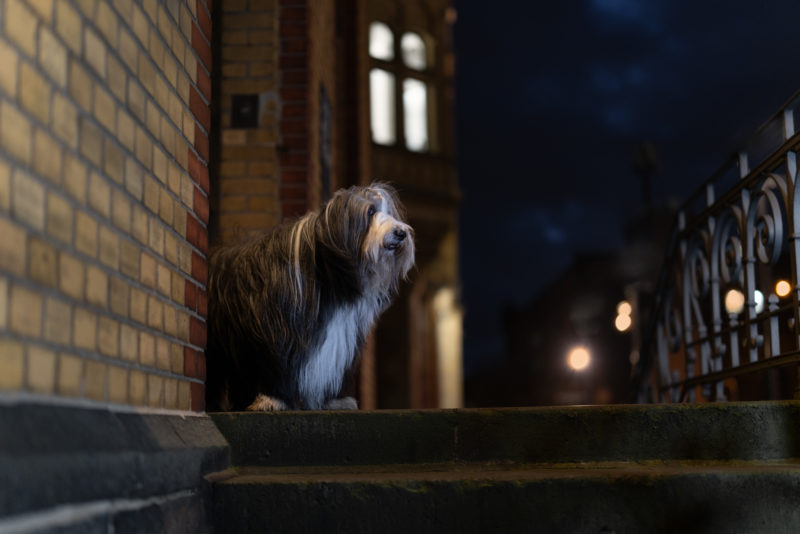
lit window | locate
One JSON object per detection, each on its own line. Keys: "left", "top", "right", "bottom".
{"left": 370, "top": 68, "right": 396, "bottom": 145}
{"left": 369, "top": 22, "right": 394, "bottom": 61}
{"left": 403, "top": 78, "right": 427, "bottom": 151}
{"left": 401, "top": 32, "right": 426, "bottom": 70}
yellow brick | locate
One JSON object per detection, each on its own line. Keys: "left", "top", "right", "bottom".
{"left": 75, "top": 0, "right": 95, "bottom": 19}
{"left": 12, "top": 169, "right": 45, "bottom": 231}
{"left": 119, "top": 27, "right": 138, "bottom": 71}
{"left": 84, "top": 27, "right": 106, "bottom": 78}
{"left": 51, "top": 92, "right": 78, "bottom": 148}
{"left": 156, "top": 335, "right": 169, "bottom": 370}
{"left": 157, "top": 263, "right": 171, "bottom": 299}
{"left": 85, "top": 264, "right": 108, "bottom": 307}
{"left": 130, "top": 286, "right": 147, "bottom": 324}
{"left": 39, "top": 27, "right": 67, "bottom": 88}
{"left": 180, "top": 174, "right": 193, "bottom": 208}
{"left": 20, "top": 63, "right": 51, "bottom": 125}
{"left": 177, "top": 310, "right": 189, "bottom": 342}
{"left": 109, "top": 275, "right": 128, "bottom": 316}
{"left": 167, "top": 162, "right": 181, "bottom": 196}
{"left": 0, "top": 217, "right": 27, "bottom": 277}
{"left": 4, "top": 0, "right": 37, "bottom": 57}
{"left": 88, "top": 172, "right": 111, "bottom": 218}
{"left": 1, "top": 100, "right": 32, "bottom": 165}
{"left": 148, "top": 29, "right": 165, "bottom": 71}
{"left": 58, "top": 353, "right": 82, "bottom": 396}
{"left": 135, "top": 126, "right": 153, "bottom": 169}
{"left": 145, "top": 99, "right": 160, "bottom": 137}
{"left": 132, "top": 4, "right": 149, "bottom": 45}
{"left": 85, "top": 360, "right": 107, "bottom": 401}
{"left": 113, "top": 0, "right": 133, "bottom": 19}
{"left": 0, "top": 340, "right": 24, "bottom": 389}
{"left": 111, "top": 189, "right": 131, "bottom": 232}
{"left": 170, "top": 270, "right": 184, "bottom": 303}
{"left": 170, "top": 342, "right": 183, "bottom": 374}
{"left": 120, "top": 323, "right": 138, "bottom": 362}
{"left": 147, "top": 295, "right": 163, "bottom": 330}
{"left": 178, "top": 380, "right": 190, "bottom": 410}
{"left": 33, "top": 129, "right": 63, "bottom": 184}
{"left": 97, "top": 316, "right": 119, "bottom": 357}
{"left": 164, "top": 230, "right": 178, "bottom": 266}
{"left": 29, "top": 236, "right": 58, "bottom": 288}
{"left": 140, "top": 251, "right": 155, "bottom": 288}
{"left": 0, "top": 276, "right": 6, "bottom": 329}
{"left": 99, "top": 226, "right": 119, "bottom": 269}
{"left": 27, "top": 345, "right": 56, "bottom": 393}
{"left": 168, "top": 94, "right": 182, "bottom": 131}
{"left": 143, "top": 176, "right": 159, "bottom": 213}
{"left": 108, "top": 365, "right": 128, "bottom": 404}
{"left": 0, "top": 39, "right": 19, "bottom": 97}
{"left": 137, "top": 53, "right": 156, "bottom": 98}
{"left": 178, "top": 241, "right": 191, "bottom": 274}
{"left": 139, "top": 330, "right": 155, "bottom": 366}
{"left": 130, "top": 369, "right": 146, "bottom": 405}
{"left": 93, "top": 86, "right": 116, "bottom": 133}
{"left": 73, "top": 307, "right": 97, "bottom": 350}
{"left": 44, "top": 297, "right": 71, "bottom": 345}
{"left": 120, "top": 239, "right": 139, "bottom": 278}
{"left": 125, "top": 157, "right": 144, "bottom": 200}
{"left": 79, "top": 118, "right": 103, "bottom": 167}
{"left": 10, "top": 284, "right": 42, "bottom": 337}
{"left": 0, "top": 159, "right": 10, "bottom": 211}
{"left": 95, "top": 1, "right": 118, "bottom": 47}
{"left": 69, "top": 60, "right": 93, "bottom": 112}
{"left": 163, "top": 302, "right": 176, "bottom": 337}
{"left": 75, "top": 210, "right": 98, "bottom": 257}
{"left": 128, "top": 78, "right": 146, "bottom": 122}
{"left": 164, "top": 378, "right": 178, "bottom": 409}
{"left": 177, "top": 71, "right": 190, "bottom": 106}
{"left": 149, "top": 216, "right": 164, "bottom": 255}
{"left": 46, "top": 192, "right": 73, "bottom": 245}
{"left": 163, "top": 54, "right": 177, "bottom": 89}
{"left": 55, "top": 1, "right": 82, "bottom": 54}
{"left": 107, "top": 54, "right": 126, "bottom": 102}
{"left": 147, "top": 374, "right": 163, "bottom": 408}
{"left": 28, "top": 0, "right": 53, "bottom": 22}
{"left": 64, "top": 152, "right": 87, "bottom": 202}
{"left": 117, "top": 109, "right": 136, "bottom": 152}
{"left": 59, "top": 251, "right": 84, "bottom": 299}
{"left": 158, "top": 188, "right": 173, "bottom": 225}
{"left": 104, "top": 139, "right": 124, "bottom": 186}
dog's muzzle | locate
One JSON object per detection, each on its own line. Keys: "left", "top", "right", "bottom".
{"left": 384, "top": 227, "right": 408, "bottom": 251}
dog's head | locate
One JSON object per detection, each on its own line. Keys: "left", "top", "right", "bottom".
{"left": 318, "top": 183, "right": 415, "bottom": 292}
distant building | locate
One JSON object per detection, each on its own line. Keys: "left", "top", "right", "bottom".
{"left": 467, "top": 206, "right": 674, "bottom": 407}
{"left": 212, "top": 0, "right": 463, "bottom": 408}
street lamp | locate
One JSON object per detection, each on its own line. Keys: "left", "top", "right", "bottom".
{"left": 567, "top": 346, "right": 591, "bottom": 371}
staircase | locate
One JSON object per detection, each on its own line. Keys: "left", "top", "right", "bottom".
{"left": 209, "top": 402, "right": 800, "bottom": 533}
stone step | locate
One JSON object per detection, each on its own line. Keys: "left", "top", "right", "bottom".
{"left": 210, "top": 401, "right": 800, "bottom": 466}
{"left": 212, "top": 461, "right": 800, "bottom": 533}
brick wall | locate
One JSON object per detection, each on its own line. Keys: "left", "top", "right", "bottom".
{"left": 213, "top": 0, "right": 280, "bottom": 245}
{"left": 0, "top": 0, "right": 211, "bottom": 412}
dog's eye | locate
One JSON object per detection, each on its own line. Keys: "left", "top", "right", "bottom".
{"left": 367, "top": 205, "right": 376, "bottom": 218}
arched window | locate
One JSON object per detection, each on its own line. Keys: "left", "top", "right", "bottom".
{"left": 368, "top": 22, "right": 435, "bottom": 152}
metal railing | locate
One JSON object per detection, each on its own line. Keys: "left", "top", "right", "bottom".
{"left": 635, "top": 90, "right": 800, "bottom": 402}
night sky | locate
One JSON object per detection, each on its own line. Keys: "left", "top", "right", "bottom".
{"left": 453, "top": 0, "right": 800, "bottom": 376}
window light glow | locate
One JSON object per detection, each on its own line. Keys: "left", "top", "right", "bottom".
{"left": 370, "top": 69, "right": 396, "bottom": 145}
{"left": 369, "top": 22, "right": 394, "bottom": 60}
{"left": 402, "top": 78, "right": 428, "bottom": 151}
{"left": 400, "top": 32, "right": 426, "bottom": 70}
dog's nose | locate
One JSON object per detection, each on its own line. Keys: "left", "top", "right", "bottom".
{"left": 393, "top": 228, "right": 407, "bottom": 241}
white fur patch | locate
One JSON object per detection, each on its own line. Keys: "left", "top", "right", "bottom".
{"left": 299, "top": 301, "right": 379, "bottom": 409}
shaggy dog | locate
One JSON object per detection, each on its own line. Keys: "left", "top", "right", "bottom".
{"left": 205, "top": 183, "right": 415, "bottom": 411}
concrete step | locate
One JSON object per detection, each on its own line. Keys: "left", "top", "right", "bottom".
{"left": 212, "top": 461, "right": 800, "bottom": 534}
{"left": 209, "top": 402, "right": 800, "bottom": 533}
{"left": 210, "top": 401, "right": 800, "bottom": 466}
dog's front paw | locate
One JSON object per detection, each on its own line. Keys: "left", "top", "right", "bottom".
{"left": 324, "top": 396, "right": 358, "bottom": 410}
{"left": 246, "top": 394, "right": 288, "bottom": 412}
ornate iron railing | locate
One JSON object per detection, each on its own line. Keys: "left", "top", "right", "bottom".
{"left": 636, "top": 90, "right": 800, "bottom": 402}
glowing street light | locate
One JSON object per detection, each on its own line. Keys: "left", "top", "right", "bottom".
{"left": 776, "top": 279, "right": 791, "bottom": 298}
{"left": 724, "top": 289, "right": 745, "bottom": 315}
{"left": 567, "top": 346, "right": 591, "bottom": 371}
{"left": 615, "top": 300, "right": 632, "bottom": 332}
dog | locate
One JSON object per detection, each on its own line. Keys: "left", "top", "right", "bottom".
{"left": 205, "top": 183, "right": 415, "bottom": 411}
